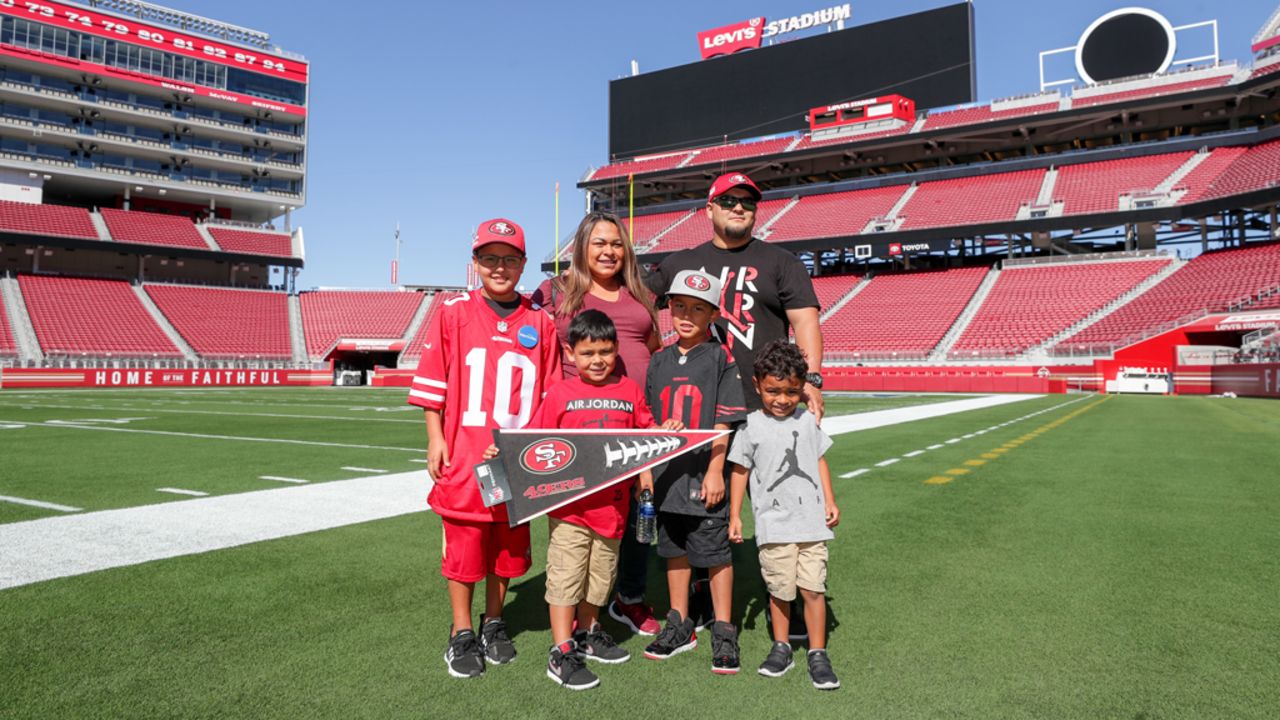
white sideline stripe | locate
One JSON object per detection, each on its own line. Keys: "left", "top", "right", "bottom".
{"left": 840, "top": 469, "right": 870, "bottom": 478}
{"left": 260, "top": 476, "right": 308, "bottom": 484}
{"left": 408, "top": 459, "right": 428, "bottom": 463}
{"left": 927, "top": 444, "right": 945, "bottom": 450}
{"left": 0, "top": 419, "right": 422, "bottom": 452}
{"left": 342, "top": 466, "right": 386, "bottom": 474}
{"left": 156, "top": 488, "right": 209, "bottom": 497}
{"left": 0, "top": 471, "right": 434, "bottom": 590}
{"left": 820, "top": 394, "right": 1044, "bottom": 436}
{"left": 874, "top": 458, "right": 900, "bottom": 467}
{"left": 945, "top": 439, "right": 961, "bottom": 444}
{"left": 0, "top": 494, "right": 81, "bottom": 513}
{"left": 903, "top": 450, "right": 925, "bottom": 457}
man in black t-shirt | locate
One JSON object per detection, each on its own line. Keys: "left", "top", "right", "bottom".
{"left": 646, "top": 172, "right": 825, "bottom": 419}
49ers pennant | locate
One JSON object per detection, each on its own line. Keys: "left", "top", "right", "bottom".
{"left": 474, "top": 429, "right": 729, "bottom": 527}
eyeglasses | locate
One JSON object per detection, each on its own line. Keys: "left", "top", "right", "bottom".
{"left": 711, "top": 194, "right": 758, "bottom": 212}
{"left": 475, "top": 253, "right": 525, "bottom": 269}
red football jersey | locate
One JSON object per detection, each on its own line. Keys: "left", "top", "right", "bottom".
{"left": 408, "top": 289, "right": 562, "bottom": 522}
{"left": 534, "top": 375, "right": 655, "bottom": 538}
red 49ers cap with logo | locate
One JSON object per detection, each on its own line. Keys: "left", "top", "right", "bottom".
{"left": 707, "top": 172, "right": 762, "bottom": 201}
{"left": 666, "top": 269, "right": 722, "bottom": 309}
{"left": 472, "top": 218, "right": 526, "bottom": 254}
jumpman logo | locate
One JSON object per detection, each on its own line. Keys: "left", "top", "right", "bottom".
{"left": 768, "top": 431, "right": 817, "bottom": 492}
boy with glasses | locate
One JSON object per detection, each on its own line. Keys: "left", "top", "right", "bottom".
{"left": 408, "top": 218, "right": 562, "bottom": 679}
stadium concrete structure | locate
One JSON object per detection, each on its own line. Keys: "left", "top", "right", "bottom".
{"left": 0, "top": 2, "right": 1279, "bottom": 398}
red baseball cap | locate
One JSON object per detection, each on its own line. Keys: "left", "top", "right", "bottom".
{"left": 472, "top": 218, "right": 526, "bottom": 254}
{"left": 708, "top": 172, "right": 762, "bottom": 201}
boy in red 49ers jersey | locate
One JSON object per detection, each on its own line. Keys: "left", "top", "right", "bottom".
{"left": 407, "top": 218, "right": 561, "bottom": 680}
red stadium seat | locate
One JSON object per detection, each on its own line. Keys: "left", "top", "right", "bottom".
{"left": 101, "top": 209, "right": 209, "bottom": 250}
{"left": 19, "top": 274, "right": 180, "bottom": 357}
{"left": 207, "top": 226, "right": 294, "bottom": 258}
{"left": 0, "top": 201, "right": 98, "bottom": 240}
{"left": 146, "top": 285, "right": 290, "bottom": 359}
{"left": 300, "top": 290, "right": 422, "bottom": 358}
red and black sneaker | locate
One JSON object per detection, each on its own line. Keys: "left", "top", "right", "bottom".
{"left": 608, "top": 597, "right": 661, "bottom": 636}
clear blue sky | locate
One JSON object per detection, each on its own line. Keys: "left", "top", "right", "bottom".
{"left": 162, "top": 0, "right": 1278, "bottom": 290}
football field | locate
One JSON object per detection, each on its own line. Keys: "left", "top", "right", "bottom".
{"left": 1, "top": 388, "right": 1277, "bottom": 718}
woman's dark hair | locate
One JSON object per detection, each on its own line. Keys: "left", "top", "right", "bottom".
{"left": 567, "top": 308, "right": 618, "bottom": 347}
{"left": 752, "top": 338, "right": 808, "bottom": 382}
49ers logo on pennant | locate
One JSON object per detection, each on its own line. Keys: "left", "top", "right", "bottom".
{"left": 684, "top": 274, "right": 711, "bottom": 292}
{"left": 489, "top": 221, "right": 516, "bottom": 236}
{"left": 519, "top": 438, "right": 576, "bottom": 475}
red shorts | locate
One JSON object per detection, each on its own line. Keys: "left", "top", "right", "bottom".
{"left": 440, "top": 517, "right": 532, "bottom": 582}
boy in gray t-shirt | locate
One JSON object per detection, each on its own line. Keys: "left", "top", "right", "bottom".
{"left": 727, "top": 339, "right": 841, "bottom": 690}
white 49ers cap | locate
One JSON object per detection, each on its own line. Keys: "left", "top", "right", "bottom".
{"left": 666, "top": 269, "right": 721, "bottom": 308}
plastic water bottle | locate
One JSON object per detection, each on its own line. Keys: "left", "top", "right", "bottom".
{"left": 636, "top": 490, "right": 657, "bottom": 545}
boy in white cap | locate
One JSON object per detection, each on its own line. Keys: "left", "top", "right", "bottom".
{"left": 642, "top": 269, "right": 747, "bottom": 674}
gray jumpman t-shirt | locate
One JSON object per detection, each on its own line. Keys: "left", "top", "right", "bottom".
{"left": 727, "top": 409, "right": 834, "bottom": 546}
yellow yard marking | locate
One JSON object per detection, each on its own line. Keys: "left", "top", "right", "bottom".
{"left": 925, "top": 396, "right": 1111, "bottom": 485}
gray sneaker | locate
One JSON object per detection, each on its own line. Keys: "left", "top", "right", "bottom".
{"left": 808, "top": 649, "right": 840, "bottom": 690}
{"left": 479, "top": 614, "right": 516, "bottom": 665}
{"left": 444, "top": 628, "right": 485, "bottom": 679}
{"left": 758, "top": 641, "right": 794, "bottom": 678}
{"left": 710, "top": 621, "right": 740, "bottom": 675}
{"left": 547, "top": 640, "right": 600, "bottom": 690}
{"left": 643, "top": 609, "right": 697, "bottom": 660}
{"left": 576, "top": 623, "right": 630, "bottom": 664}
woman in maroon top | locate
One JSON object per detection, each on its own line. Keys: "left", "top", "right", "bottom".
{"left": 530, "top": 210, "right": 665, "bottom": 635}
{"left": 531, "top": 211, "right": 661, "bottom": 380}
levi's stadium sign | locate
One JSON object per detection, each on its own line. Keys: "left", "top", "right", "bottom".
{"left": 697, "top": 4, "right": 852, "bottom": 59}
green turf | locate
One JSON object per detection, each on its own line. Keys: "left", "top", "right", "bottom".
{"left": 2, "top": 390, "right": 1278, "bottom": 718}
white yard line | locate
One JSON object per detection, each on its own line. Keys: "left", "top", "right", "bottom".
{"left": 0, "top": 402, "right": 420, "bottom": 424}
{"left": 341, "top": 466, "right": 387, "bottom": 474}
{"left": 874, "top": 458, "right": 900, "bottom": 467}
{"left": 0, "top": 494, "right": 82, "bottom": 512}
{"left": 839, "top": 468, "right": 871, "bottom": 478}
{"left": 0, "top": 471, "right": 433, "bottom": 590}
{"left": 259, "top": 476, "right": 309, "bottom": 484}
{"left": 156, "top": 488, "right": 209, "bottom": 497}
{"left": 0, "top": 419, "right": 422, "bottom": 452}
{"left": 820, "top": 394, "right": 1045, "bottom": 436}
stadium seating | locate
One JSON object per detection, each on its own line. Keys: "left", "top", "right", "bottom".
{"left": 625, "top": 211, "right": 696, "bottom": 251}
{"left": 18, "top": 274, "right": 180, "bottom": 356}
{"left": 1172, "top": 147, "right": 1250, "bottom": 203}
{"left": 1071, "top": 75, "right": 1233, "bottom": 107}
{"left": 0, "top": 291, "right": 16, "bottom": 356}
{"left": 922, "top": 102, "right": 1059, "bottom": 131}
{"left": 399, "top": 292, "right": 452, "bottom": 362}
{"left": 0, "top": 201, "right": 98, "bottom": 239}
{"left": 207, "top": 226, "right": 293, "bottom": 258}
{"left": 146, "top": 284, "right": 290, "bottom": 358}
{"left": 812, "top": 274, "right": 862, "bottom": 314}
{"left": 646, "top": 200, "right": 789, "bottom": 253}
{"left": 900, "top": 170, "right": 1044, "bottom": 229}
{"left": 1055, "top": 152, "right": 1193, "bottom": 215}
{"left": 1188, "top": 139, "right": 1280, "bottom": 200}
{"left": 300, "top": 290, "right": 422, "bottom": 358}
{"left": 951, "top": 259, "right": 1170, "bottom": 357}
{"left": 765, "top": 187, "right": 906, "bottom": 242}
{"left": 822, "top": 268, "right": 987, "bottom": 357}
{"left": 587, "top": 152, "right": 694, "bottom": 182}
{"left": 1249, "top": 61, "right": 1280, "bottom": 79}
{"left": 686, "top": 137, "right": 795, "bottom": 167}
{"left": 101, "top": 209, "right": 209, "bottom": 250}
{"left": 791, "top": 125, "right": 912, "bottom": 151}
{"left": 1059, "top": 243, "right": 1280, "bottom": 351}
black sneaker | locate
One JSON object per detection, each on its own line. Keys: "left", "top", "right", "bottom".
{"left": 576, "top": 623, "right": 630, "bottom": 664}
{"left": 807, "top": 649, "right": 840, "bottom": 690}
{"left": 547, "top": 640, "right": 599, "bottom": 691}
{"left": 688, "top": 578, "right": 712, "bottom": 631}
{"left": 478, "top": 614, "right": 516, "bottom": 665}
{"left": 643, "top": 609, "right": 697, "bottom": 660}
{"left": 710, "top": 621, "right": 740, "bottom": 675}
{"left": 444, "top": 628, "right": 485, "bottom": 679}
{"left": 758, "top": 641, "right": 794, "bottom": 678}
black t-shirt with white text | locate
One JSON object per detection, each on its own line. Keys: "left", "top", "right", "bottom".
{"left": 647, "top": 238, "right": 819, "bottom": 409}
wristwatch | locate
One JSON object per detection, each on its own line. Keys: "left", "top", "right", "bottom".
{"left": 805, "top": 372, "right": 824, "bottom": 389}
